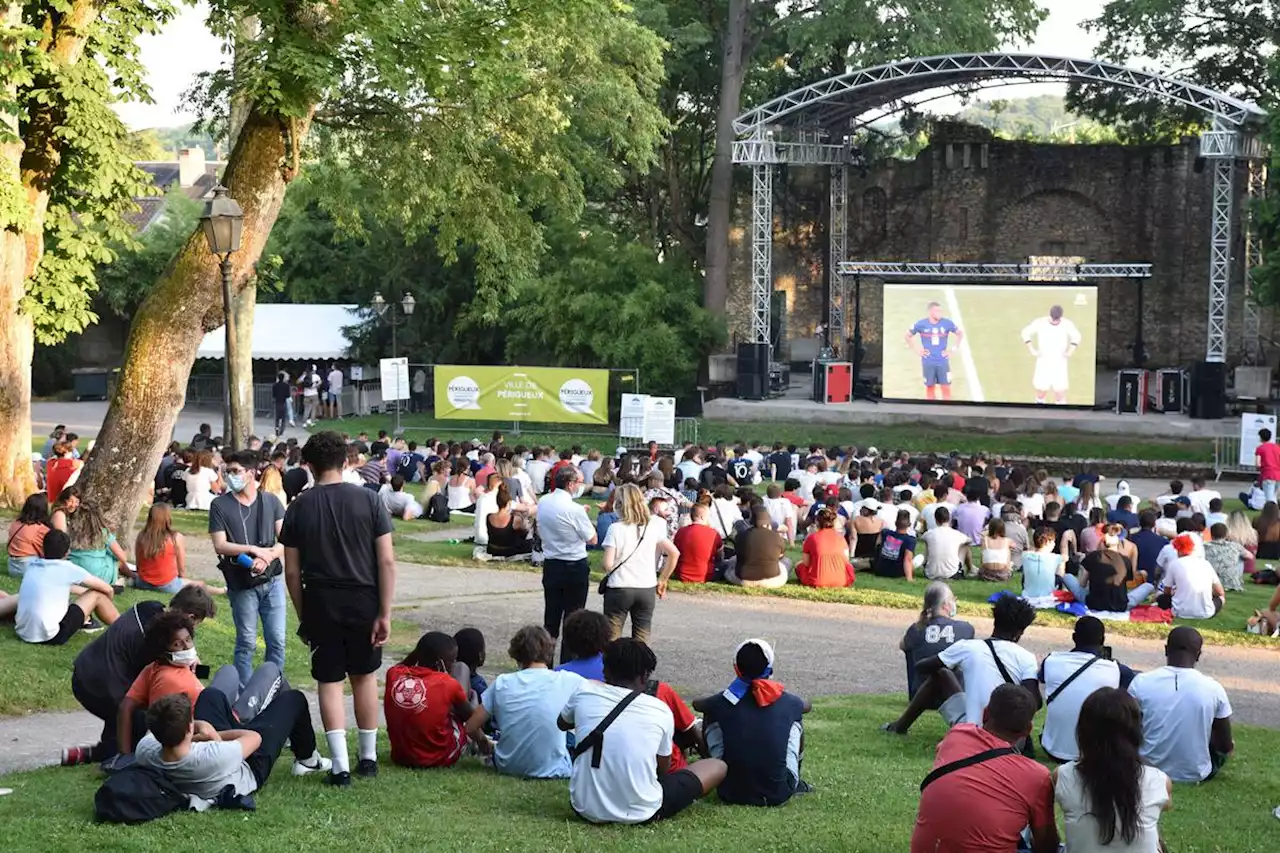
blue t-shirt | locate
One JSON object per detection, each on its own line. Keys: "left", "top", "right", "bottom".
{"left": 1130, "top": 529, "right": 1167, "bottom": 577}
{"left": 556, "top": 654, "right": 604, "bottom": 682}
{"left": 481, "top": 668, "right": 585, "bottom": 778}
{"left": 1057, "top": 483, "right": 1080, "bottom": 504}
{"left": 1107, "top": 509, "right": 1140, "bottom": 530}
{"left": 909, "top": 317, "right": 958, "bottom": 360}
{"left": 594, "top": 513, "right": 617, "bottom": 547}
{"left": 703, "top": 690, "right": 807, "bottom": 806}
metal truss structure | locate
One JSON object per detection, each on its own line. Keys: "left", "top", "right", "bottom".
{"left": 828, "top": 164, "right": 849, "bottom": 348}
{"left": 732, "top": 53, "right": 1268, "bottom": 358}
{"left": 835, "top": 262, "right": 1152, "bottom": 279}
{"left": 1243, "top": 160, "right": 1266, "bottom": 364}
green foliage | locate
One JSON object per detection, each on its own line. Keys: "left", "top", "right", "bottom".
{"left": 95, "top": 187, "right": 201, "bottom": 318}
{"left": 1069, "top": 0, "right": 1273, "bottom": 139}
{"left": 503, "top": 216, "right": 724, "bottom": 398}
{"left": 955, "top": 96, "right": 1120, "bottom": 143}
{"left": 1249, "top": 56, "right": 1280, "bottom": 307}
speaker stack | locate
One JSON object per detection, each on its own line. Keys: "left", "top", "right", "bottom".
{"left": 1189, "top": 360, "right": 1227, "bottom": 420}
{"left": 736, "top": 342, "right": 771, "bottom": 400}
{"left": 1154, "top": 368, "right": 1189, "bottom": 414}
{"left": 812, "top": 361, "right": 852, "bottom": 404}
{"left": 1115, "top": 370, "right": 1148, "bottom": 415}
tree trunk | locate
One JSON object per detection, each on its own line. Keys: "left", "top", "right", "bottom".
{"left": 77, "top": 108, "right": 313, "bottom": 535}
{"left": 704, "top": 0, "right": 751, "bottom": 316}
{"left": 229, "top": 277, "right": 257, "bottom": 444}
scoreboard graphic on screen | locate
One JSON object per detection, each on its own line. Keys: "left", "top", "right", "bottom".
{"left": 881, "top": 283, "right": 1098, "bottom": 406}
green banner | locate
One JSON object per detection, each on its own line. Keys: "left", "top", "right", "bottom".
{"left": 434, "top": 365, "right": 610, "bottom": 424}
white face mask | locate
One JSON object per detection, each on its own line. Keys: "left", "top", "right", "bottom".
{"left": 169, "top": 647, "right": 198, "bottom": 666}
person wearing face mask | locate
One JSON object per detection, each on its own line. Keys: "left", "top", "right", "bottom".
{"left": 898, "top": 582, "right": 974, "bottom": 699}
{"left": 209, "top": 451, "right": 287, "bottom": 687}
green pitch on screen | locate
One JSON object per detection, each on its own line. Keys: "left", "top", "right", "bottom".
{"left": 882, "top": 284, "right": 1099, "bottom": 406}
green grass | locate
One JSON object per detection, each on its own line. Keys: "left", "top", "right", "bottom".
{"left": 311, "top": 413, "right": 1217, "bottom": 464}
{"left": 0, "top": 692, "right": 1276, "bottom": 852}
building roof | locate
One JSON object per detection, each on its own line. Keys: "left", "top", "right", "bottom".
{"left": 196, "top": 304, "right": 362, "bottom": 361}
{"left": 134, "top": 161, "right": 224, "bottom": 201}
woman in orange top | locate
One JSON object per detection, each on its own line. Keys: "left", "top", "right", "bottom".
{"left": 797, "top": 508, "right": 855, "bottom": 588}
{"left": 7, "top": 492, "right": 49, "bottom": 577}
{"left": 44, "top": 441, "right": 81, "bottom": 502}
{"left": 133, "top": 503, "right": 225, "bottom": 595}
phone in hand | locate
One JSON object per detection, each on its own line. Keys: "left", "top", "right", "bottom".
{"left": 1100, "top": 646, "right": 1112, "bottom": 661}
{"left": 194, "top": 664, "right": 211, "bottom": 679}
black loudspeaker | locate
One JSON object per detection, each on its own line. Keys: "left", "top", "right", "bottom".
{"left": 737, "top": 342, "right": 770, "bottom": 400}
{"left": 1190, "top": 360, "right": 1227, "bottom": 420}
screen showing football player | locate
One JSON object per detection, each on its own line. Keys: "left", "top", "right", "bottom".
{"left": 1020, "top": 304, "right": 1082, "bottom": 404}
{"left": 905, "top": 302, "right": 963, "bottom": 401}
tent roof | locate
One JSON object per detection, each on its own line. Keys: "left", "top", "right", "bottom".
{"left": 196, "top": 303, "right": 361, "bottom": 361}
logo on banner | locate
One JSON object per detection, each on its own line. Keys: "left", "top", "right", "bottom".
{"left": 446, "top": 375, "right": 482, "bottom": 410}
{"left": 559, "top": 379, "right": 595, "bottom": 415}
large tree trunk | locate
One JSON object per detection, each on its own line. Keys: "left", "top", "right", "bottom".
{"left": 229, "top": 279, "right": 257, "bottom": 444}
{"left": 78, "top": 108, "right": 313, "bottom": 535}
{"left": 703, "top": 0, "right": 751, "bottom": 317}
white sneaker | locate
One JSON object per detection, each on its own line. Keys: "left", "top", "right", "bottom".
{"left": 292, "top": 754, "right": 333, "bottom": 776}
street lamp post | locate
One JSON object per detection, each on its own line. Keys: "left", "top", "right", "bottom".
{"left": 372, "top": 291, "right": 416, "bottom": 433}
{"left": 200, "top": 185, "right": 246, "bottom": 449}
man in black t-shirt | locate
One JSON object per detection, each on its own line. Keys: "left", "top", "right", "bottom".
{"left": 63, "top": 586, "right": 217, "bottom": 764}
{"left": 766, "top": 443, "right": 792, "bottom": 481}
{"left": 280, "top": 431, "right": 396, "bottom": 787}
{"left": 731, "top": 454, "right": 754, "bottom": 485}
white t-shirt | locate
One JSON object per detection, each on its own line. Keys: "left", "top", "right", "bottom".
{"left": 1039, "top": 651, "right": 1123, "bottom": 761}
{"left": 922, "top": 501, "right": 958, "bottom": 531}
{"left": 937, "top": 638, "right": 1039, "bottom": 725}
{"left": 708, "top": 498, "right": 740, "bottom": 539}
{"left": 1187, "top": 488, "right": 1220, "bottom": 517}
{"left": 876, "top": 502, "right": 900, "bottom": 529}
{"left": 1129, "top": 666, "right": 1232, "bottom": 782}
{"left": 1056, "top": 762, "right": 1169, "bottom": 853}
{"left": 536, "top": 489, "right": 596, "bottom": 561}
{"left": 559, "top": 680, "right": 674, "bottom": 824}
{"left": 1021, "top": 316, "right": 1082, "bottom": 357}
{"left": 482, "top": 668, "right": 584, "bottom": 779}
{"left": 473, "top": 490, "right": 500, "bottom": 545}
{"left": 302, "top": 371, "right": 320, "bottom": 397}
{"left": 1161, "top": 555, "right": 1220, "bottom": 619}
{"left": 327, "top": 369, "right": 343, "bottom": 393}
{"left": 794, "top": 471, "right": 820, "bottom": 501}
{"left": 922, "top": 526, "right": 971, "bottom": 579}
{"left": 893, "top": 502, "right": 920, "bottom": 528}
{"left": 763, "top": 496, "right": 795, "bottom": 532}
{"left": 15, "top": 558, "right": 92, "bottom": 642}
{"left": 602, "top": 517, "right": 668, "bottom": 589}
{"left": 1018, "top": 493, "right": 1045, "bottom": 519}
{"left": 816, "top": 469, "right": 841, "bottom": 487}
{"left": 525, "top": 459, "right": 551, "bottom": 494}
{"left": 182, "top": 467, "right": 220, "bottom": 511}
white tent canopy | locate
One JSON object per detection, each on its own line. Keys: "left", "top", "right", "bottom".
{"left": 196, "top": 303, "right": 361, "bottom": 360}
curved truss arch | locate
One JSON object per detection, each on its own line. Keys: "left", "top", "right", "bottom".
{"left": 733, "top": 53, "right": 1265, "bottom": 136}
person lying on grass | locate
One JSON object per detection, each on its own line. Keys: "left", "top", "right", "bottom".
{"left": 693, "top": 638, "right": 812, "bottom": 807}
{"left": 883, "top": 594, "right": 1040, "bottom": 735}
{"left": 384, "top": 631, "right": 488, "bottom": 768}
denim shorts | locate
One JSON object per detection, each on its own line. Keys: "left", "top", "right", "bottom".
{"left": 132, "top": 575, "right": 187, "bottom": 594}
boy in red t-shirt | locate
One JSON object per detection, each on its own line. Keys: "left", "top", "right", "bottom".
{"left": 666, "top": 504, "right": 724, "bottom": 585}
{"left": 385, "top": 632, "right": 484, "bottom": 768}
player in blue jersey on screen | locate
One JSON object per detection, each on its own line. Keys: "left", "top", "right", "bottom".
{"left": 904, "top": 301, "right": 964, "bottom": 400}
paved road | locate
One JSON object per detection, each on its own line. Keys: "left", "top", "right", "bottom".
{"left": 4, "top": 543, "right": 1276, "bottom": 776}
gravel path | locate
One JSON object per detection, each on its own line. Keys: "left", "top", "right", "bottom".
{"left": 3, "top": 537, "right": 1276, "bottom": 776}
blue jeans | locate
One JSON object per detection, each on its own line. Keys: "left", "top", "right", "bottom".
{"left": 1061, "top": 573, "right": 1154, "bottom": 610}
{"left": 228, "top": 576, "right": 287, "bottom": 687}
{"left": 1264, "top": 480, "right": 1278, "bottom": 504}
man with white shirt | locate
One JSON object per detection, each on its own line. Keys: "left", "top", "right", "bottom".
{"left": 1128, "top": 627, "right": 1233, "bottom": 782}
{"left": 525, "top": 448, "right": 551, "bottom": 495}
{"left": 793, "top": 460, "right": 821, "bottom": 503}
{"left": 1158, "top": 534, "right": 1225, "bottom": 619}
{"left": 883, "top": 595, "right": 1040, "bottom": 734}
{"left": 1186, "top": 476, "right": 1221, "bottom": 518}
{"left": 676, "top": 451, "right": 704, "bottom": 486}
{"left": 326, "top": 364, "right": 344, "bottom": 419}
{"left": 1038, "top": 617, "right": 1135, "bottom": 762}
{"left": 921, "top": 508, "right": 973, "bottom": 580}
{"left": 557, "top": 639, "right": 726, "bottom": 824}
{"left": 893, "top": 489, "right": 920, "bottom": 529}
{"left": 537, "top": 467, "right": 598, "bottom": 649}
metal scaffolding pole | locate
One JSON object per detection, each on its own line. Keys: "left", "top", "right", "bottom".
{"left": 1243, "top": 159, "right": 1265, "bottom": 364}
{"left": 1203, "top": 124, "right": 1237, "bottom": 363}
{"left": 750, "top": 161, "right": 774, "bottom": 345}
{"left": 828, "top": 163, "right": 848, "bottom": 352}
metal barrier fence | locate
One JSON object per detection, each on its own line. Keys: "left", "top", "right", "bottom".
{"left": 1213, "top": 435, "right": 1254, "bottom": 480}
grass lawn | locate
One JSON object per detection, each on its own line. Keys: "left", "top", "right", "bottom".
{"left": 0, "top": 692, "right": 1276, "bottom": 852}
{"left": 314, "top": 413, "right": 1217, "bottom": 464}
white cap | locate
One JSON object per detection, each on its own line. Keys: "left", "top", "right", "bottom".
{"left": 867, "top": 446, "right": 879, "bottom": 456}
{"left": 734, "top": 638, "right": 775, "bottom": 667}
{"left": 861, "top": 498, "right": 884, "bottom": 513}
{"left": 616, "top": 445, "right": 628, "bottom": 456}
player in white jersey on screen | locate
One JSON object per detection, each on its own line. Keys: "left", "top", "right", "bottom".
{"left": 1020, "top": 305, "right": 1081, "bottom": 405}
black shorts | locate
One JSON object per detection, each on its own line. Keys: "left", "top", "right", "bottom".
{"left": 655, "top": 768, "right": 703, "bottom": 821}
{"left": 302, "top": 586, "right": 381, "bottom": 683}
{"left": 42, "top": 603, "right": 86, "bottom": 646}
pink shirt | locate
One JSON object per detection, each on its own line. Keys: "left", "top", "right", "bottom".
{"left": 1257, "top": 442, "right": 1280, "bottom": 481}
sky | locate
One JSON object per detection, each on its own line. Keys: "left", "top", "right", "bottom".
{"left": 113, "top": 0, "right": 1111, "bottom": 131}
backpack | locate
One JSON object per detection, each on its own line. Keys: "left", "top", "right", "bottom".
{"left": 94, "top": 766, "right": 189, "bottom": 824}
{"left": 426, "top": 492, "right": 450, "bottom": 523}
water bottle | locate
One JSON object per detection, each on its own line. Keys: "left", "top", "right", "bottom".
{"left": 235, "top": 553, "right": 255, "bottom": 569}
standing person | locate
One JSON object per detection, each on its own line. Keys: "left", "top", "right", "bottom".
{"left": 1020, "top": 304, "right": 1082, "bottom": 405}
{"left": 326, "top": 363, "right": 344, "bottom": 419}
{"left": 271, "top": 371, "right": 292, "bottom": 435}
{"left": 209, "top": 451, "right": 287, "bottom": 686}
{"left": 300, "top": 364, "right": 321, "bottom": 426}
{"left": 535, "top": 466, "right": 597, "bottom": 647}
{"left": 1127, "top": 627, "right": 1233, "bottom": 783}
{"left": 601, "top": 483, "right": 677, "bottom": 644}
{"left": 1038, "top": 617, "right": 1135, "bottom": 763}
{"left": 905, "top": 301, "right": 963, "bottom": 401}
{"left": 1054, "top": 687, "right": 1172, "bottom": 852}
{"left": 899, "top": 582, "right": 975, "bottom": 699}
{"left": 1256, "top": 428, "right": 1280, "bottom": 503}
{"left": 281, "top": 431, "right": 397, "bottom": 785}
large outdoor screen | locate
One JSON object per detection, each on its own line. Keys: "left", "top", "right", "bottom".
{"left": 881, "top": 283, "right": 1098, "bottom": 406}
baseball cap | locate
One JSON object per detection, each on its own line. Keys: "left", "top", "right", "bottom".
{"left": 735, "top": 638, "right": 775, "bottom": 667}
{"left": 824, "top": 483, "right": 840, "bottom": 497}
{"left": 615, "top": 445, "right": 628, "bottom": 456}
{"left": 861, "top": 498, "right": 884, "bottom": 512}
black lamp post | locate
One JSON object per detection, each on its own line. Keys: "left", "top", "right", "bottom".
{"left": 200, "top": 185, "right": 245, "bottom": 447}
{"left": 372, "top": 291, "right": 417, "bottom": 431}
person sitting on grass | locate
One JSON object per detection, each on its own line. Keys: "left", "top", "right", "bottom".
{"left": 669, "top": 503, "right": 723, "bottom": 584}
{"left": 910, "top": 684, "right": 1058, "bottom": 853}
{"left": 484, "top": 482, "right": 534, "bottom": 561}
{"left": 466, "top": 625, "right": 583, "bottom": 778}
{"left": 62, "top": 586, "right": 217, "bottom": 766}
{"left": 725, "top": 505, "right": 789, "bottom": 588}
{"left": 135, "top": 685, "right": 331, "bottom": 811}
{"left": 694, "top": 639, "right": 812, "bottom": 807}
{"left": 384, "top": 632, "right": 485, "bottom": 769}
{"left": 873, "top": 509, "right": 917, "bottom": 580}
{"left": 979, "top": 517, "right": 1013, "bottom": 582}
{"left": 378, "top": 475, "right": 423, "bottom": 521}
{"left": 1156, "top": 534, "right": 1224, "bottom": 620}
{"left": 453, "top": 627, "right": 488, "bottom": 702}
{"left": 1061, "top": 527, "right": 1155, "bottom": 613}
{"left": 557, "top": 638, "right": 727, "bottom": 824}
{"left": 1054, "top": 687, "right": 1172, "bottom": 852}
{"left": 796, "top": 507, "right": 854, "bottom": 588}
{"left": 1038, "top": 616, "right": 1135, "bottom": 764}
{"left": 133, "top": 503, "right": 225, "bottom": 596}
{"left": 899, "top": 582, "right": 974, "bottom": 700}
{"left": 8, "top": 491, "right": 50, "bottom": 578}
{"left": 8, "top": 530, "right": 118, "bottom": 645}
{"left": 555, "top": 609, "right": 611, "bottom": 681}
{"left": 883, "top": 594, "right": 1040, "bottom": 735}
{"left": 1203, "top": 522, "right": 1246, "bottom": 592}
{"left": 1020, "top": 528, "right": 1061, "bottom": 599}
{"left": 920, "top": 506, "right": 973, "bottom": 580}
{"left": 1127, "top": 627, "right": 1233, "bottom": 783}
